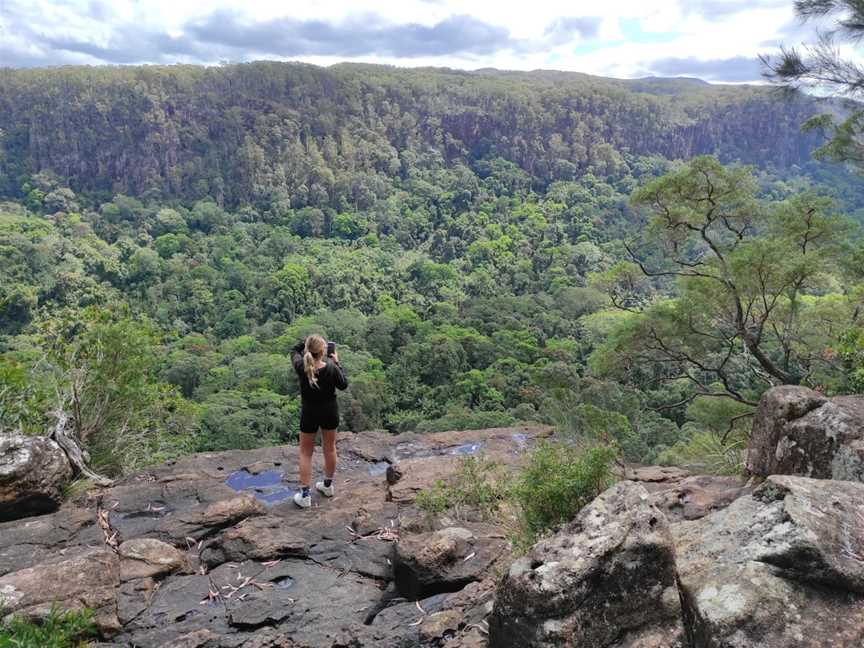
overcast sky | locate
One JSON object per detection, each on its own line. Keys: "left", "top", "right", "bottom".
{"left": 0, "top": 0, "right": 824, "bottom": 82}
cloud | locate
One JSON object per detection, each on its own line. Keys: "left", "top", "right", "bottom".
{"left": 3, "top": 10, "right": 526, "bottom": 65}
{"left": 544, "top": 17, "right": 602, "bottom": 44}
{"left": 184, "top": 12, "right": 517, "bottom": 58}
{"left": 0, "top": 0, "right": 808, "bottom": 81}
{"left": 645, "top": 55, "right": 763, "bottom": 82}
{"left": 684, "top": 0, "right": 787, "bottom": 21}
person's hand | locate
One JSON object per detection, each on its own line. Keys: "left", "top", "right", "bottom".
{"left": 331, "top": 351, "right": 340, "bottom": 364}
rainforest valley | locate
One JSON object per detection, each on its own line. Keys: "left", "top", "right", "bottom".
{"left": 1, "top": 63, "right": 863, "bottom": 476}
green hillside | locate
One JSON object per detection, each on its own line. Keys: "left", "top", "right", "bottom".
{"left": 1, "top": 63, "right": 862, "bottom": 478}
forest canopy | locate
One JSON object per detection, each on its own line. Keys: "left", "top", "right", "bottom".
{"left": 1, "top": 63, "right": 863, "bottom": 477}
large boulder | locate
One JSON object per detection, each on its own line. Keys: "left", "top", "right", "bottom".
{"left": 488, "top": 481, "right": 683, "bottom": 648}
{"left": 0, "top": 434, "right": 73, "bottom": 521}
{"left": 674, "top": 475, "right": 864, "bottom": 647}
{"left": 393, "top": 524, "right": 508, "bottom": 599}
{"left": 746, "top": 386, "right": 864, "bottom": 481}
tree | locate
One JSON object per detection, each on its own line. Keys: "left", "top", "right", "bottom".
{"left": 34, "top": 308, "right": 194, "bottom": 478}
{"left": 764, "top": 1, "right": 864, "bottom": 167}
{"left": 595, "top": 156, "right": 853, "bottom": 406}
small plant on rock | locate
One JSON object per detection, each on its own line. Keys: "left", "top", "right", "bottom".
{"left": 0, "top": 606, "right": 96, "bottom": 648}
{"left": 510, "top": 441, "right": 618, "bottom": 549}
{"left": 414, "top": 455, "right": 503, "bottom": 520}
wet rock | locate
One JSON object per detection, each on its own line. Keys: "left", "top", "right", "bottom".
{"left": 156, "top": 493, "right": 266, "bottom": 544}
{"left": 746, "top": 386, "right": 864, "bottom": 481}
{"left": 119, "top": 538, "right": 191, "bottom": 581}
{"left": 0, "top": 434, "right": 73, "bottom": 522}
{"left": 0, "top": 546, "right": 120, "bottom": 634}
{"left": 145, "top": 445, "right": 300, "bottom": 483}
{"left": 489, "top": 481, "right": 679, "bottom": 648}
{"left": 200, "top": 515, "right": 307, "bottom": 567}
{"left": 674, "top": 475, "right": 864, "bottom": 647}
{"left": 103, "top": 478, "right": 254, "bottom": 541}
{"left": 394, "top": 525, "right": 507, "bottom": 599}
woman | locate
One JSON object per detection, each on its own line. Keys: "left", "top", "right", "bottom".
{"left": 290, "top": 334, "right": 348, "bottom": 509}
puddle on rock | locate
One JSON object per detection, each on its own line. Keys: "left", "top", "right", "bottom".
{"left": 393, "top": 442, "right": 437, "bottom": 461}
{"left": 511, "top": 433, "right": 528, "bottom": 451}
{"left": 274, "top": 577, "right": 295, "bottom": 590}
{"left": 225, "top": 468, "right": 295, "bottom": 505}
{"left": 448, "top": 442, "right": 483, "bottom": 456}
{"left": 368, "top": 461, "right": 390, "bottom": 477}
{"left": 394, "top": 441, "right": 483, "bottom": 460}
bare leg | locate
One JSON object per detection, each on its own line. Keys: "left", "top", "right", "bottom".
{"left": 321, "top": 429, "right": 337, "bottom": 480}
{"left": 299, "top": 431, "right": 316, "bottom": 487}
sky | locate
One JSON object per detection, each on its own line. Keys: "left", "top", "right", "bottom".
{"left": 0, "top": 0, "right": 825, "bottom": 82}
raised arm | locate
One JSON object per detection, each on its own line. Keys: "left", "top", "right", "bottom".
{"left": 291, "top": 340, "right": 305, "bottom": 374}
{"left": 330, "top": 354, "right": 348, "bottom": 390}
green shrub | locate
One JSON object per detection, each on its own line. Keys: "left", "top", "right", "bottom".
{"left": 415, "top": 456, "right": 503, "bottom": 519}
{"left": 415, "top": 408, "right": 515, "bottom": 434}
{"left": 657, "top": 430, "right": 746, "bottom": 476}
{"left": 510, "top": 441, "right": 618, "bottom": 547}
{"left": 0, "top": 606, "right": 96, "bottom": 648}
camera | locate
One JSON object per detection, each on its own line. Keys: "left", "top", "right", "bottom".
{"left": 326, "top": 341, "right": 336, "bottom": 357}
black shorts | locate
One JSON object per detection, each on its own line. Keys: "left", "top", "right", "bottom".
{"left": 300, "top": 401, "right": 339, "bottom": 434}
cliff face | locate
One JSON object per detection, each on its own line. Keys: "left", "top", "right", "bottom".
{"left": 0, "top": 63, "right": 825, "bottom": 204}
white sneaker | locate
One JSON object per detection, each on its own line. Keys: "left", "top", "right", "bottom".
{"left": 293, "top": 491, "right": 311, "bottom": 508}
{"left": 316, "top": 481, "right": 335, "bottom": 498}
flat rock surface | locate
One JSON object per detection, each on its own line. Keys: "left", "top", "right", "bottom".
{"left": 0, "top": 425, "right": 548, "bottom": 647}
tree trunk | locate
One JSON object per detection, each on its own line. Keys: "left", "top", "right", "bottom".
{"left": 50, "top": 405, "right": 113, "bottom": 487}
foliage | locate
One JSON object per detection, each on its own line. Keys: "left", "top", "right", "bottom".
{"left": 0, "top": 606, "right": 96, "bottom": 648}
{"left": 510, "top": 442, "right": 618, "bottom": 547}
{"left": 658, "top": 431, "right": 747, "bottom": 476}
{"left": 0, "top": 67, "right": 863, "bottom": 475}
{"left": 593, "top": 156, "right": 860, "bottom": 409}
{"left": 415, "top": 408, "right": 516, "bottom": 434}
{"left": 764, "top": 1, "right": 864, "bottom": 173}
{"left": 839, "top": 327, "right": 864, "bottom": 392}
{"left": 0, "top": 64, "right": 833, "bottom": 206}
{"left": 0, "top": 356, "right": 50, "bottom": 435}
{"left": 415, "top": 456, "right": 504, "bottom": 520}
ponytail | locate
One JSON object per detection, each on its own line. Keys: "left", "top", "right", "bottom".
{"left": 304, "top": 350, "right": 319, "bottom": 388}
{"left": 301, "top": 334, "right": 327, "bottom": 389}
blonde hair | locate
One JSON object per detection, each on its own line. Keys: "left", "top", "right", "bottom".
{"left": 303, "top": 334, "right": 327, "bottom": 388}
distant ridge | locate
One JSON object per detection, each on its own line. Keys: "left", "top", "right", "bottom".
{"left": 0, "top": 61, "right": 828, "bottom": 204}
